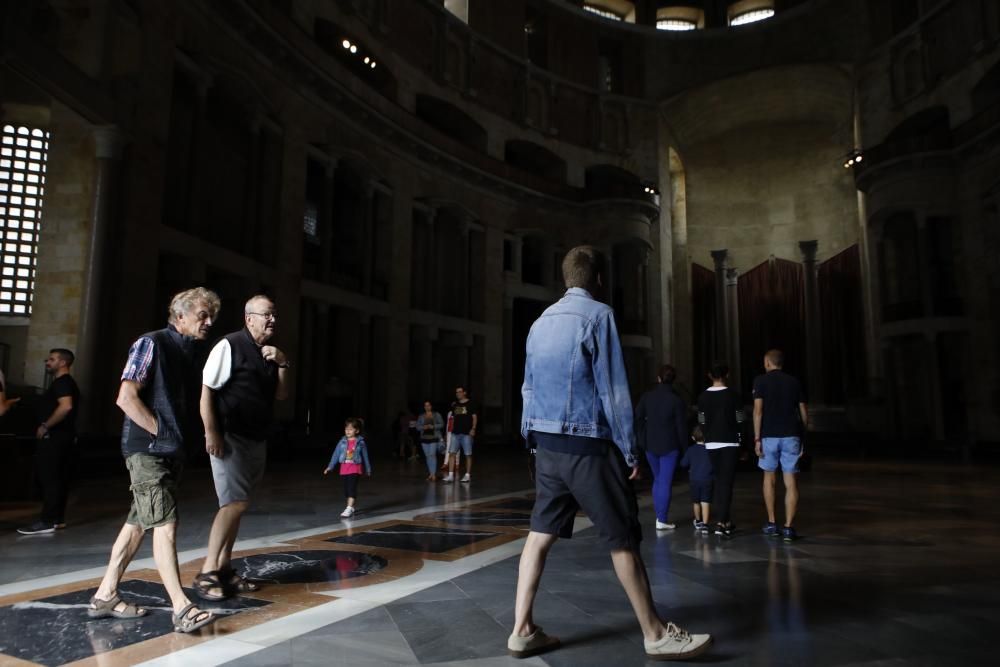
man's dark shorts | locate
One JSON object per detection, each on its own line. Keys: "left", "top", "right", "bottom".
{"left": 530, "top": 433, "right": 642, "bottom": 550}
{"left": 125, "top": 453, "right": 183, "bottom": 529}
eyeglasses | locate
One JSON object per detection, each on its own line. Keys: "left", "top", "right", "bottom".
{"left": 247, "top": 312, "right": 278, "bottom": 321}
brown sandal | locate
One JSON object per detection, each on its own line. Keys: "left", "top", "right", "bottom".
{"left": 221, "top": 566, "right": 260, "bottom": 593}
{"left": 193, "top": 570, "right": 230, "bottom": 601}
{"left": 87, "top": 594, "right": 147, "bottom": 619}
{"left": 172, "top": 603, "right": 216, "bottom": 633}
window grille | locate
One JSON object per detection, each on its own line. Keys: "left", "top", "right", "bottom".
{"left": 584, "top": 5, "right": 623, "bottom": 21}
{"left": 657, "top": 19, "right": 697, "bottom": 31}
{"left": 0, "top": 125, "right": 48, "bottom": 316}
{"left": 730, "top": 9, "right": 774, "bottom": 26}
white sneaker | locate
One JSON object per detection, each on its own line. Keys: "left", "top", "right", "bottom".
{"left": 644, "top": 622, "right": 712, "bottom": 660}
{"left": 655, "top": 520, "right": 676, "bottom": 530}
{"left": 461, "top": 473, "right": 471, "bottom": 483}
{"left": 441, "top": 473, "right": 454, "bottom": 482}
{"left": 340, "top": 506, "right": 355, "bottom": 518}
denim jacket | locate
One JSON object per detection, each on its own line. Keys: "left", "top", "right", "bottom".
{"left": 521, "top": 287, "right": 639, "bottom": 467}
{"left": 415, "top": 412, "right": 444, "bottom": 441}
{"left": 326, "top": 436, "right": 372, "bottom": 474}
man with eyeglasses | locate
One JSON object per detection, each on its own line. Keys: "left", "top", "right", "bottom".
{"left": 193, "top": 295, "right": 289, "bottom": 600}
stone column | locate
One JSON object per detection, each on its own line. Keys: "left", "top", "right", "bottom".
{"left": 320, "top": 160, "right": 337, "bottom": 283}
{"left": 75, "top": 126, "right": 124, "bottom": 430}
{"left": 725, "top": 267, "right": 741, "bottom": 392}
{"left": 460, "top": 216, "right": 473, "bottom": 318}
{"left": 361, "top": 181, "right": 376, "bottom": 295}
{"left": 358, "top": 311, "right": 372, "bottom": 417}
{"left": 428, "top": 207, "right": 441, "bottom": 313}
{"left": 502, "top": 295, "right": 514, "bottom": 437}
{"left": 799, "top": 240, "right": 823, "bottom": 405}
{"left": 710, "top": 249, "right": 728, "bottom": 361}
{"left": 244, "top": 112, "right": 262, "bottom": 257}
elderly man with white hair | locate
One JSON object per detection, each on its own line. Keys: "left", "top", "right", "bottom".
{"left": 193, "top": 294, "right": 290, "bottom": 601}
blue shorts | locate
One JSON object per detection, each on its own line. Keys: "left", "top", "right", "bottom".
{"left": 449, "top": 433, "right": 473, "bottom": 456}
{"left": 758, "top": 436, "right": 801, "bottom": 473}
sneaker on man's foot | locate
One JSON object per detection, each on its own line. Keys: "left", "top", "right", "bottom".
{"left": 655, "top": 520, "right": 676, "bottom": 530}
{"left": 781, "top": 525, "right": 797, "bottom": 542}
{"left": 644, "top": 622, "right": 712, "bottom": 660}
{"left": 461, "top": 473, "right": 471, "bottom": 483}
{"left": 693, "top": 519, "right": 704, "bottom": 531}
{"left": 698, "top": 522, "right": 711, "bottom": 535}
{"left": 17, "top": 522, "right": 55, "bottom": 535}
{"left": 762, "top": 521, "right": 779, "bottom": 537}
{"left": 713, "top": 523, "right": 725, "bottom": 535}
{"left": 507, "top": 626, "right": 560, "bottom": 659}
{"left": 54, "top": 522, "right": 67, "bottom": 530}
{"left": 722, "top": 523, "right": 736, "bottom": 537}
{"left": 441, "top": 473, "right": 454, "bottom": 482}
{"left": 340, "top": 506, "right": 355, "bottom": 518}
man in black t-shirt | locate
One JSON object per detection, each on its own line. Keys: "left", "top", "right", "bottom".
{"left": 18, "top": 348, "right": 80, "bottom": 535}
{"left": 752, "top": 349, "right": 808, "bottom": 542}
{"left": 443, "top": 386, "right": 478, "bottom": 483}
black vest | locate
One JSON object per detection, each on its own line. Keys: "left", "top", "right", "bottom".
{"left": 121, "top": 326, "right": 204, "bottom": 458}
{"left": 214, "top": 328, "right": 278, "bottom": 438}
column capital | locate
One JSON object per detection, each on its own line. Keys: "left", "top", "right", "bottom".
{"left": 799, "top": 240, "right": 819, "bottom": 263}
{"left": 725, "top": 267, "right": 739, "bottom": 286}
{"left": 710, "top": 249, "right": 728, "bottom": 269}
{"left": 93, "top": 126, "right": 125, "bottom": 160}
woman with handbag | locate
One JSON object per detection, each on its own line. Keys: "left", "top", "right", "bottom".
{"left": 416, "top": 401, "right": 445, "bottom": 481}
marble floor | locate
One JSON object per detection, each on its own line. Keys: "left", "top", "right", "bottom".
{"left": 0, "top": 446, "right": 997, "bottom": 666}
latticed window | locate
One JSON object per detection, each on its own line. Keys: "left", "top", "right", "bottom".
{"left": 584, "top": 5, "right": 623, "bottom": 21}
{"left": 0, "top": 125, "right": 48, "bottom": 316}
{"left": 657, "top": 19, "right": 697, "bottom": 31}
{"left": 730, "top": 9, "right": 774, "bottom": 26}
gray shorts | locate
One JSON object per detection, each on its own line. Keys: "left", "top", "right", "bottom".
{"left": 531, "top": 443, "right": 642, "bottom": 550}
{"left": 210, "top": 432, "right": 266, "bottom": 507}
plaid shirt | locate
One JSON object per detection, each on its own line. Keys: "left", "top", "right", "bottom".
{"left": 121, "top": 336, "right": 155, "bottom": 386}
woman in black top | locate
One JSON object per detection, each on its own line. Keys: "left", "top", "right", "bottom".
{"left": 696, "top": 361, "right": 743, "bottom": 536}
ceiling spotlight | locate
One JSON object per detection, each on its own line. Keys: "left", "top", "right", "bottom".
{"left": 350, "top": 45, "right": 358, "bottom": 54}
{"left": 371, "top": 62, "right": 376, "bottom": 69}
{"left": 342, "top": 39, "right": 351, "bottom": 49}
{"left": 364, "top": 56, "right": 370, "bottom": 64}
{"left": 855, "top": 154, "right": 863, "bottom": 163}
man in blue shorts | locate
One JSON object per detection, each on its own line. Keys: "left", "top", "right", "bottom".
{"left": 509, "top": 245, "right": 711, "bottom": 662}
{"left": 752, "top": 349, "right": 808, "bottom": 542}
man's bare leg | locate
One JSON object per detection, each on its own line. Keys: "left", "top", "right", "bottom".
{"left": 782, "top": 472, "right": 798, "bottom": 527}
{"left": 152, "top": 522, "right": 200, "bottom": 615}
{"left": 465, "top": 455, "right": 473, "bottom": 476}
{"left": 513, "top": 531, "right": 558, "bottom": 636}
{"left": 762, "top": 471, "right": 777, "bottom": 524}
{"left": 610, "top": 548, "right": 669, "bottom": 642}
{"left": 201, "top": 501, "right": 248, "bottom": 573}
{"left": 94, "top": 522, "right": 146, "bottom": 606}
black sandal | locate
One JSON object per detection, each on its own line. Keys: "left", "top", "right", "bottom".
{"left": 172, "top": 603, "right": 216, "bottom": 633}
{"left": 192, "top": 570, "right": 230, "bottom": 601}
{"left": 221, "top": 565, "right": 260, "bottom": 593}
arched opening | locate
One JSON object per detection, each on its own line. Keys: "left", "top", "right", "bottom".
{"left": 504, "top": 140, "right": 567, "bottom": 184}
{"left": 415, "top": 95, "right": 488, "bottom": 153}
{"left": 584, "top": 164, "right": 641, "bottom": 199}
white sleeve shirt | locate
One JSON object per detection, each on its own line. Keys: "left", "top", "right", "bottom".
{"left": 202, "top": 338, "right": 233, "bottom": 390}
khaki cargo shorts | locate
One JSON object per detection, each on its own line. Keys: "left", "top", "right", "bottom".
{"left": 125, "top": 453, "right": 183, "bottom": 530}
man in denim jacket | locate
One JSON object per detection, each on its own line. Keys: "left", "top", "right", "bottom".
{"left": 508, "top": 246, "right": 711, "bottom": 661}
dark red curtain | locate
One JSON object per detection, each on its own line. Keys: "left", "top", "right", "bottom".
{"left": 691, "top": 263, "right": 716, "bottom": 396}
{"left": 738, "top": 259, "right": 806, "bottom": 398}
{"left": 818, "top": 245, "right": 867, "bottom": 403}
